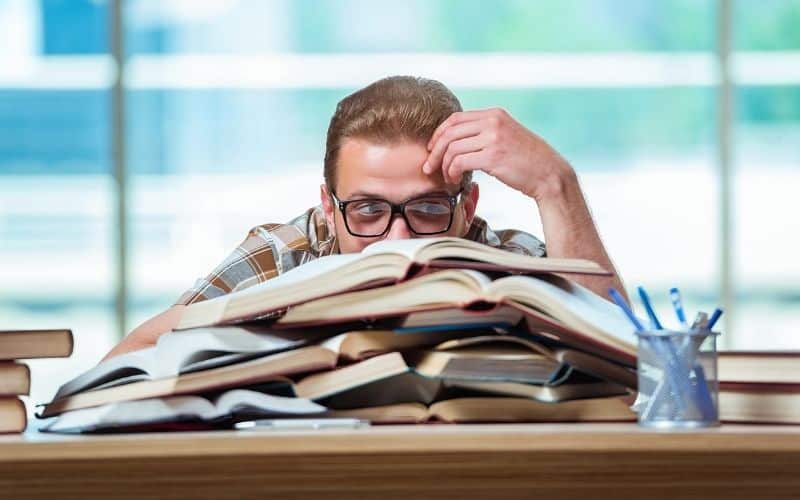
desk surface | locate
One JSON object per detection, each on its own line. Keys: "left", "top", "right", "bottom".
{"left": 4, "top": 423, "right": 800, "bottom": 499}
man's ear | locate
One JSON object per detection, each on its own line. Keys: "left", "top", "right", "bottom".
{"left": 462, "top": 182, "right": 479, "bottom": 227}
{"left": 320, "top": 184, "right": 337, "bottom": 236}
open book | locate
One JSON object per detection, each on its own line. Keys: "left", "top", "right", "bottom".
{"left": 41, "top": 389, "right": 327, "bottom": 434}
{"left": 422, "top": 335, "right": 637, "bottom": 389}
{"left": 40, "top": 328, "right": 486, "bottom": 418}
{"left": 50, "top": 325, "right": 328, "bottom": 401}
{"left": 176, "top": 237, "right": 609, "bottom": 330}
{"left": 298, "top": 352, "right": 629, "bottom": 410}
{"left": 276, "top": 269, "right": 637, "bottom": 366}
{"left": 333, "top": 396, "right": 635, "bottom": 423}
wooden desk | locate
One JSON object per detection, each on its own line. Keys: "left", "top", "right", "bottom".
{"left": 2, "top": 423, "right": 800, "bottom": 499}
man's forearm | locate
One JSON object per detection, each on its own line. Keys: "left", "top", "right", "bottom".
{"left": 534, "top": 167, "right": 626, "bottom": 300}
{"left": 103, "top": 305, "right": 185, "bottom": 360}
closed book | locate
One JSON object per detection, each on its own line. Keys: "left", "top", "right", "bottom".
{"left": 0, "top": 361, "right": 31, "bottom": 396}
{"left": 0, "top": 397, "right": 26, "bottom": 433}
{"left": 0, "top": 329, "right": 73, "bottom": 360}
{"left": 720, "top": 383, "right": 800, "bottom": 424}
{"left": 719, "top": 351, "right": 800, "bottom": 385}
{"left": 716, "top": 351, "right": 800, "bottom": 424}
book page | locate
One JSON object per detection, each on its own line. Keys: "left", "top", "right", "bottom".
{"left": 216, "top": 389, "right": 326, "bottom": 416}
{"left": 228, "top": 253, "right": 366, "bottom": 298}
{"left": 52, "top": 348, "right": 156, "bottom": 400}
{"left": 361, "top": 237, "right": 459, "bottom": 260}
{"left": 490, "top": 275, "right": 637, "bottom": 350}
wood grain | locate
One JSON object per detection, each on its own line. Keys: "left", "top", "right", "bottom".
{"left": 2, "top": 423, "right": 800, "bottom": 499}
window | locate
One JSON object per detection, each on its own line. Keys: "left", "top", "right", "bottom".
{"left": 3, "top": 0, "right": 798, "bottom": 413}
{"left": 0, "top": 0, "right": 114, "bottom": 414}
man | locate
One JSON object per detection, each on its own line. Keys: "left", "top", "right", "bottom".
{"left": 105, "top": 76, "right": 624, "bottom": 359}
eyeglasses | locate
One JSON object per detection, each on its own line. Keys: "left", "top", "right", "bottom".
{"left": 330, "top": 188, "right": 464, "bottom": 237}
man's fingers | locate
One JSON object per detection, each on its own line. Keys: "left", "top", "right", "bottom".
{"left": 427, "top": 109, "right": 497, "bottom": 151}
{"left": 440, "top": 135, "right": 484, "bottom": 183}
{"left": 443, "top": 150, "right": 490, "bottom": 186}
{"left": 423, "top": 121, "right": 483, "bottom": 175}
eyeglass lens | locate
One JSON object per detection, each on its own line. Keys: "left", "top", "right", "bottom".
{"left": 345, "top": 197, "right": 453, "bottom": 236}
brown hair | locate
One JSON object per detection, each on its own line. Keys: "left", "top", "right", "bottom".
{"left": 324, "top": 75, "right": 470, "bottom": 191}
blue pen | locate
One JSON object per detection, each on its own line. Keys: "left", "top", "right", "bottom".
{"left": 669, "top": 287, "right": 688, "bottom": 328}
{"left": 637, "top": 286, "right": 663, "bottom": 330}
{"left": 608, "top": 288, "right": 644, "bottom": 331}
{"left": 707, "top": 308, "right": 723, "bottom": 331}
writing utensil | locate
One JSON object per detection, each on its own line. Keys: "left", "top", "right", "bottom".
{"left": 609, "top": 288, "right": 644, "bottom": 331}
{"left": 706, "top": 308, "right": 724, "bottom": 331}
{"left": 640, "top": 286, "right": 697, "bottom": 414}
{"left": 669, "top": 287, "right": 689, "bottom": 328}
{"left": 637, "top": 286, "right": 663, "bottom": 330}
{"left": 690, "top": 312, "right": 709, "bottom": 330}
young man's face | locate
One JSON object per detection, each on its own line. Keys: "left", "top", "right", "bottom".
{"left": 320, "top": 138, "right": 479, "bottom": 253}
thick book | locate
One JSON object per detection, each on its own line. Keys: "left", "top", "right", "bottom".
{"left": 0, "top": 361, "right": 31, "bottom": 396}
{"left": 333, "top": 396, "right": 635, "bottom": 423}
{"left": 276, "top": 270, "right": 637, "bottom": 367}
{"left": 719, "top": 351, "right": 800, "bottom": 385}
{"left": 405, "top": 341, "right": 567, "bottom": 385}
{"left": 715, "top": 352, "right": 800, "bottom": 424}
{"left": 50, "top": 325, "right": 332, "bottom": 401}
{"left": 41, "top": 389, "right": 327, "bottom": 434}
{"left": 720, "top": 384, "right": 800, "bottom": 424}
{"left": 431, "top": 335, "right": 637, "bottom": 389}
{"left": 297, "top": 352, "right": 629, "bottom": 409}
{"left": 176, "top": 237, "right": 609, "bottom": 330}
{"left": 39, "top": 346, "right": 337, "bottom": 418}
{"left": 0, "top": 397, "right": 26, "bottom": 433}
{"left": 0, "top": 329, "right": 73, "bottom": 360}
{"left": 40, "top": 328, "right": 477, "bottom": 418}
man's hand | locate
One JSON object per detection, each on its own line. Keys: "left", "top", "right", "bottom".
{"left": 424, "top": 107, "right": 572, "bottom": 202}
{"left": 423, "top": 107, "right": 626, "bottom": 300}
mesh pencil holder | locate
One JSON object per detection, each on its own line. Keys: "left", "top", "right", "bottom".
{"left": 635, "top": 329, "right": 720, "bottom": 428}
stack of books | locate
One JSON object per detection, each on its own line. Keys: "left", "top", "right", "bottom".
{"left": 40, "top": 238, "right": 641, "bottom": 433}
{"left": 0, "top": 329, "right": 73, "bottom": 433}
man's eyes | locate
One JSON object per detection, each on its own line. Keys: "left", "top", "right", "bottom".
{"left": 348, "top": 198, "right": 451, "bottom": 215}
{"left": 352, "top": 202, "right": 388, "bottom": 215}
{"left": 408, "top": 201, "right": 451, "bottom": 215}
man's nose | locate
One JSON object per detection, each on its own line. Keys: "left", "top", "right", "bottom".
{"left": 384, "top": 214, "right": 413, "bottom": 240}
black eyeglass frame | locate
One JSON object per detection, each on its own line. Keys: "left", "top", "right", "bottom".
{"left": 330, "top": 188, "right": 465, "bottom": 238}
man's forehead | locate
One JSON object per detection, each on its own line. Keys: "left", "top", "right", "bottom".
{"left": 346, "top": 187, "right": 453, "bottom": 200}
{"left": 335, "top": 138, "right": 452, "bottom": 198}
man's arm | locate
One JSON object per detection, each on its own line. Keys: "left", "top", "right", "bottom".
{"left": 531, "top": 165, "right": 626, "bottom": 298}
{"left": 102, "top": 305, "right": 185, "bottom": 360}
{"left": 424, "top": 107, "right": 626, "bottom": 299}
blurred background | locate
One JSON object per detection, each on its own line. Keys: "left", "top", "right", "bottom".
{"left": 1, "top": 0, "right": 798, "bottom": 413}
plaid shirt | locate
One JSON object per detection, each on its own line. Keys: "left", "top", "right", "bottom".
{"left": 175, "top": 205, "right": 546, "bottom": 306}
